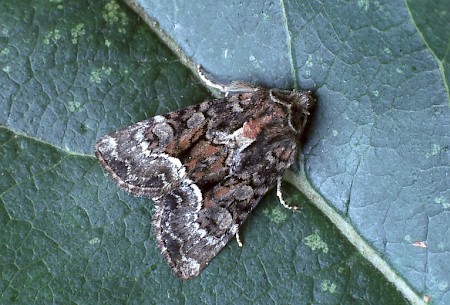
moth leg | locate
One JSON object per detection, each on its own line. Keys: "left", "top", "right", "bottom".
{"left": 235, "top": 231, "right": 243, "bottom": 247}
{"left": 197, "top": 65, "right": 258, "bottom": 95}
{"left": 276, "top": 177, "right": 299, "bottom": 211}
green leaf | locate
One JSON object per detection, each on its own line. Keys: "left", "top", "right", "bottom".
{"left": 128, "top": 1, "right": 450, "bottom": 304}
{"left": 406, "top": 0, "right": 450, "bottom": 90}
{"left": 0, "top": 0, "right": 448, "bottom": 305}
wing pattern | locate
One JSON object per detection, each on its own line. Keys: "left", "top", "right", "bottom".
{"left": 95, "top": 88, "right": 314, "bottom": 279}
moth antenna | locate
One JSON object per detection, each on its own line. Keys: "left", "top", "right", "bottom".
{"left": 197, "top": 65, "right": 258, "bottom": 95}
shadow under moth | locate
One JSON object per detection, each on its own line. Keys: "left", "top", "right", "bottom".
{"left": 95, "top": 66, "right": 315, "bottom": 279}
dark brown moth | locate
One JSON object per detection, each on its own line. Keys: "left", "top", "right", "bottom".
{"left": 95, "top": 66, "right": 315, "bottom": 279}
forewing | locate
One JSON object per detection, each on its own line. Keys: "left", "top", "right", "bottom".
{"left": 95, "top": 100, "right": 213, "bottom": 198}
{"left": 153, "top": 179, "right": 239, "bottom": 279}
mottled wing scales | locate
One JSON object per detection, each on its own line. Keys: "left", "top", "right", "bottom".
{"left": 95, "top": 99, "right": 244, "bottom": 279}
{"left": 95, "top": 87, "right": 315, "bottom": 279}
{"left": 95, "top": 123, "right": 187, "bottom": 198}
{"left": 154, "top": 179, "right": 238, "bottom": 279}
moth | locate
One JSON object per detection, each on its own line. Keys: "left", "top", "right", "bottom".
{"left": 95, "top": 66, "right": 315, "bottom": 279}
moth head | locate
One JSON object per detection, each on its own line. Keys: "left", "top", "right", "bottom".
{"left": 270, "top": 89, "right": 316, "bottom": 135}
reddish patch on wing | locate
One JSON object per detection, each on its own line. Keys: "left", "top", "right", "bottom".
{"left": 243, "top": 116, "right": 272, "bottom": 139}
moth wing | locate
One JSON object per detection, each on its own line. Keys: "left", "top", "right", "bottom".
{"left": 94, "top": 100, "right": 212, "bottom": 198}
{"left": 154, "top": 138, "right": 298, "bottom": 279}
{"left": 153, "top": 179, "right": 241, "bottom": 279}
